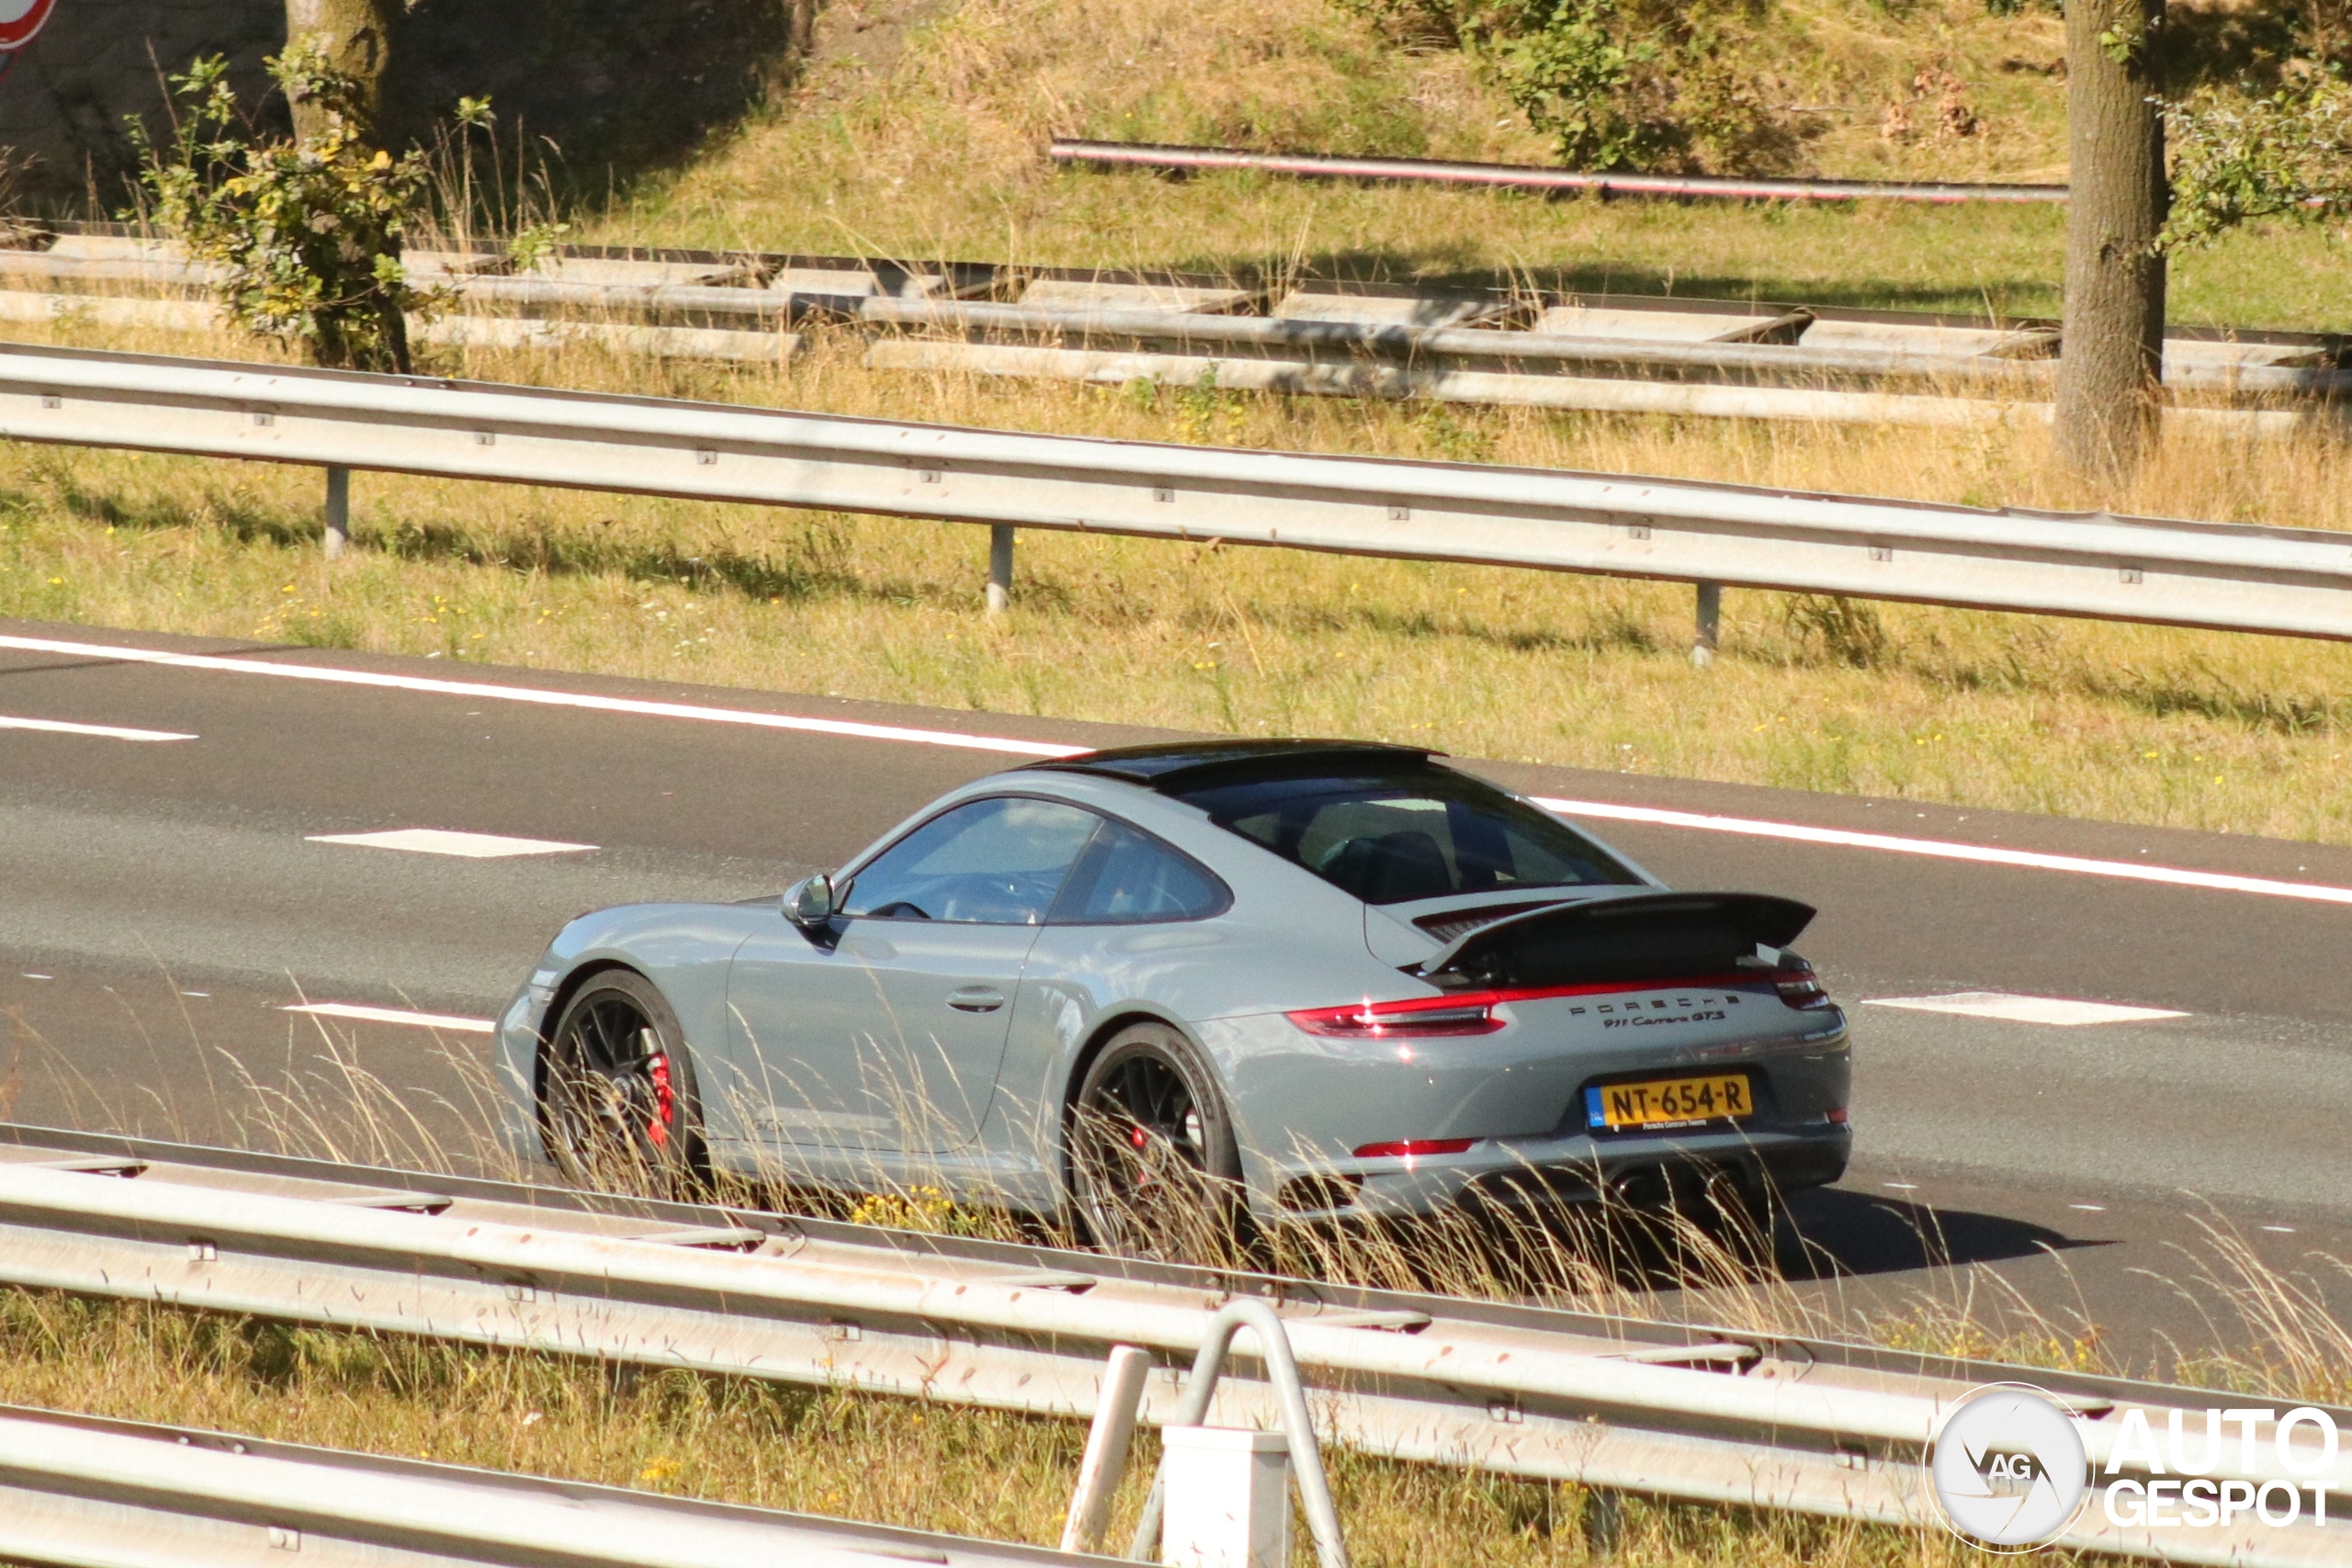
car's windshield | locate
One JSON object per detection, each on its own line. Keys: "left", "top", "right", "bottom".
{"left": 1169, "top": 766, "right": 1642, "bottom": 905}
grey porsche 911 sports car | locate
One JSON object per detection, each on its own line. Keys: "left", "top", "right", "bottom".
{"left": 495, "top": 739, "right": 1850, "bottom": 1247}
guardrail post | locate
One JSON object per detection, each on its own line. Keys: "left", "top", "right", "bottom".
{"left": 323, "top": 465, "right": 352, "bottom": 558}
{"left": 1582, "top": 1487, "right": 1626, "bottom": 1557}
{"left": 1692, "top": 581, "right": 1721, "bottom": 666}
{"left": 1059, "top": 1345, "right": 1153, "bottom": 1555}
{"left": 988, "top": 524, "right": 1015, "bottom": 615}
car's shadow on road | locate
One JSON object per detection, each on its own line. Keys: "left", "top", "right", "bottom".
{"left": 1775, "top": 1185, "right": 2104, "bottom": 1282}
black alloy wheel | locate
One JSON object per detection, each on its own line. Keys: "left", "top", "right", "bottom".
{"left": 540, "top": 970, "right": 704, "bottom": 1197}
{"left": 1069, "top": 1022, "right": 1248, "bottom": 1262}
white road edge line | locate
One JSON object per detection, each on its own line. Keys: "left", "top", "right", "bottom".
{"left": 0, "top": 632, "right": 1084, "bottom": 760}
{"left": 1535, "top": 796, "right": 2352, "bottom": 908}
{"left": 283, "top": 1002, "right": 497, "bottom": 1034}
{"left": 0, "top": 713, "right": 196, "bottom": 741}
{"left": 11, "top": 630, "right": 2351, "bottom": 907}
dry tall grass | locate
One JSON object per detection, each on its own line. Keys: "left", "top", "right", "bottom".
{"left": 5, "top": 311, "right": 2351, "bottom": 845}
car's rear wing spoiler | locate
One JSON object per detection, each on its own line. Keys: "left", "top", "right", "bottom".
{"left": 1415, "top": 890, "right": 1817, "bottom": 989}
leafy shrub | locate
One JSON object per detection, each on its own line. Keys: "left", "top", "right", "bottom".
{"left": 132, "top": 46, "right": 440, "bottom": 373}
{"left": 2164, "top": 66, "right": 2352, "bottom": 249}
{"left": 1334, "top": 0, "right": 1797, "bottom": 172}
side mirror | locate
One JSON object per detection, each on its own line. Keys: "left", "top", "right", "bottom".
{"left": 784, "top": 873, "right": 838, "bottom": 929}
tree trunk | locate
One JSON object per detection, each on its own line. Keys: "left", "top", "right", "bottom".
{"left": 2055, "top": 0, "right": 2167, "bottom": 483}
{"left": 284, "top": 0, "right": 400, "bottom": 142}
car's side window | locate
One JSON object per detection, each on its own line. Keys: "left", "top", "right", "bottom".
{"left": 841, "top": 796, "right": 1102, "bottom": 925}
{"left": 1049, "top": 816, "right": 1231, "bottom": 925}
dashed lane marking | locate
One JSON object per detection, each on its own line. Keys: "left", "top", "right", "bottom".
{"left": 283, "top": 1002, "right": 497, "bottom": 1033}
{"left": 1861, "top": 991, "right": 2188, "bottom": 1027}
{"left": 0, "top": 713, "right": 195, "bottom": 741}
{"left": 307, "top": 828, "right": 597, "bottom": 859}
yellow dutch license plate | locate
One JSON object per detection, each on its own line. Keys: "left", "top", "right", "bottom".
{"left": 1589, "top": 1074, "right": 1753, "bottom": 1132}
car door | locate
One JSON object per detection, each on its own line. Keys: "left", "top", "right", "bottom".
{"left": 725, "top": 795, "right": 1102, "bottom": 1154}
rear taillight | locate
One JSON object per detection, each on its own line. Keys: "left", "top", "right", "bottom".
{"left": 1286, "top": 996, "right": 1506, "bottom": 1038}
{"left": 1352, "top": 1138, "right": 1476, "bottom": 1159}
{"left": 1772, "top": 955, "right": 1833, "bottom": 1010}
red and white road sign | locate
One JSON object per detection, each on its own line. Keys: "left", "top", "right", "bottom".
{"left": 0, "top": 0, "right": 55, "bottom": 51}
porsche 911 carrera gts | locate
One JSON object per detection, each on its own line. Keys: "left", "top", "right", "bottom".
{"left": 495, "top": 740, "right": 1850, "bottom": 1248}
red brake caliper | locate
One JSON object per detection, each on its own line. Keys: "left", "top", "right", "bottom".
{"left": 646, "top": 1055, "right": 673, "bottom": 1147}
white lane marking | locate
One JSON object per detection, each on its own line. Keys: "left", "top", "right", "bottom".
{"left": 0, "top": 633, "right": 1082, "bottom": 760}
{"left": 1862, "top": 991, "right": 2188, "bottom": 1027}
{"left": 2069, "top": 1202, "right": 2107, "bottom": 1213}
{"left": 284, "top": 1002, "right": 497, "bottom": 1033}
{"left": 0, "top": 713, "right": 195, "bottom": 741}
{"left": 1537, "top": 795, "right": 2352, "bottom": 908}
{"left": 19, "top": 973, "right": 50, "bottom": 981}
{"left": 2263, "top": 1224, "right": 2297, "bottom": 1235}
{"left": 12, "top": 628, "right": 2350, "bottom": 907}
{"left": 308, "top": 828, "right": 597, "bottom": 858}
{"left": 1883, "top": 1181, "right": 1919, "bottom": 1190}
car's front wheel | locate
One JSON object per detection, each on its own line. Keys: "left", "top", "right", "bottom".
{"left": 539, "top": 969, "right": 705, "bottom": 1198}
{"left": 1068, "top": 1022, "right": 1249, "bottom": 1263}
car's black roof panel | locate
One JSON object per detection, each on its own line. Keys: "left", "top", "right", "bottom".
{"left": 1024, "top": 739, "right": 1440, "bottom": 789}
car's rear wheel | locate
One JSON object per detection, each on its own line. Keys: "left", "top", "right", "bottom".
{"left": 1068, "top": 1022, "right": 1249, "bottom": 1263}
{"left": 539, "top": 970, "right": 705, "bottom": 1198}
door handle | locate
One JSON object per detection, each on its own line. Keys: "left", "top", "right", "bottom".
{"left": 947, "top": 987, "right": 1006, "bottom": 1013}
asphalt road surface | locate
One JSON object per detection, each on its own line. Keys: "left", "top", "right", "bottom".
{"left": 5, "top": 616, "right": 2348, "bottom": 1369}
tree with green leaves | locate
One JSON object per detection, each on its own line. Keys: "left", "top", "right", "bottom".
{"left": 133, "top": 48, "right": 440, "bottom": 374}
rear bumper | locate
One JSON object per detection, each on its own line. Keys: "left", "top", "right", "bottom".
{"left": 1202, "top": 1002, "right": 1851, "bottom": 1220}
{"left": 1261, "top": 1123, "right": 1851, "bottom": 1220}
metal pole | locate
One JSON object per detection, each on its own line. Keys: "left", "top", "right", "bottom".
{"left": 1692, "top": 581, "right": 1721, "bottom": 666}
{"left": 1059, "top": 1345, "right": 1153, "bottom": 1554}
{"left": 987, "top": 524, "right": 1014, "bottom": 614}
{"left": 323, "top": 464, "right": 351, "bottom": 558}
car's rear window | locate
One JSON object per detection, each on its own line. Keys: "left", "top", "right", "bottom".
{"left": 1169, "top": 767, "right": 1642, "bottom": 905}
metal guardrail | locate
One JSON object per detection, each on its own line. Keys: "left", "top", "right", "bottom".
{"left": 0, "top": 1398, "right": 1102, "bottom": 1568}
{"left": 0, "top": 236, "right": 2341, "bottom": 432}
{"left": 1049, "top": 137, "right": 2075, "bottom": 206}
{"left": 0, "top": 337, "right": 2348, "bottom": 645}
{"left": 0, "top": 1124, "right": 2344, "bottom": 1567}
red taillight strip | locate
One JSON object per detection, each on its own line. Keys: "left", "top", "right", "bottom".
{"left": 1286, "top": 970, "right": 1826, "bottom": 1039}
